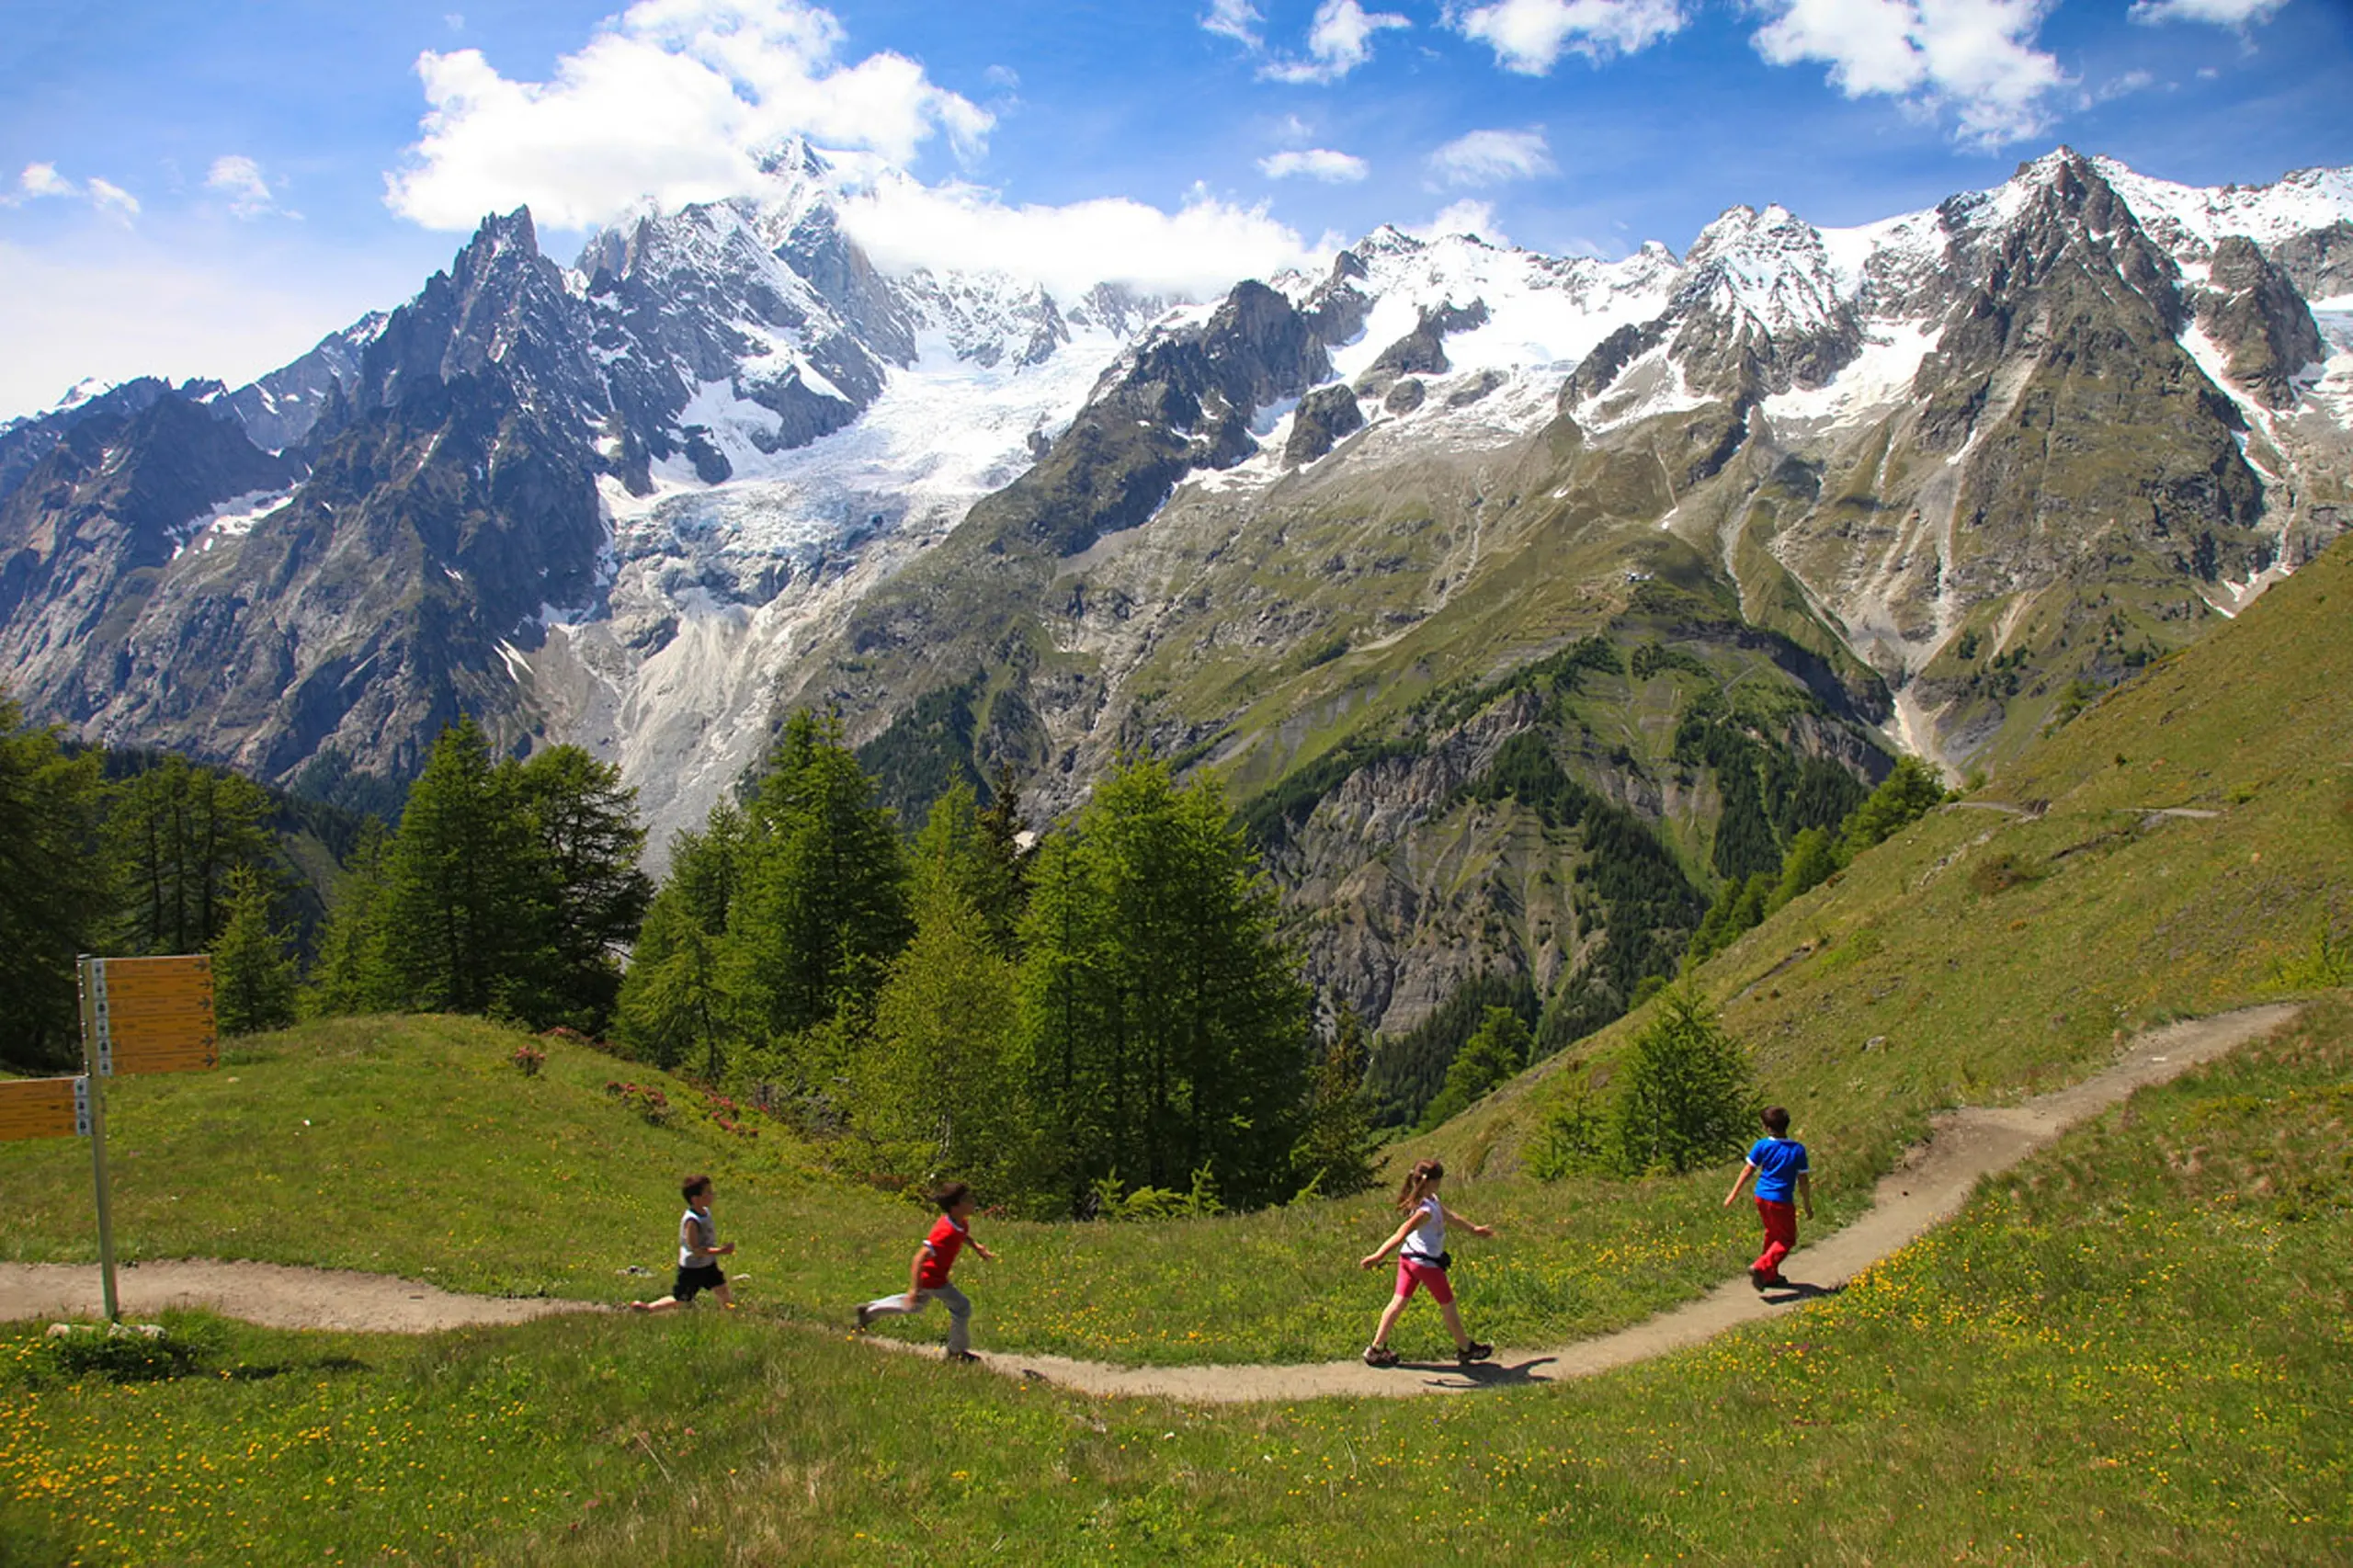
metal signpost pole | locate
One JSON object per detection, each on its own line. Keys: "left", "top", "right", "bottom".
{"left": 76, "top": 955, "right": 120, "bottom": 1324}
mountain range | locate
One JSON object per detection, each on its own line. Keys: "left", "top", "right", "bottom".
{"left": 3, "top": 143, "right": 2346, "bottom": 1049}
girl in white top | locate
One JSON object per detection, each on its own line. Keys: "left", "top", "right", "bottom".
{"left": 1358, "top": 1157, "right": 1495, "bottom": 1368}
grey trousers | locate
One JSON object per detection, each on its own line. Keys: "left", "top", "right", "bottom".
{"left": 861, "top": 1282, "right": 972, "bottom": 1354}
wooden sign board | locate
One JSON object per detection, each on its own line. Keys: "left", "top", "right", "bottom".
{"left": 89, "top": 955, "right": 219, "bottom": 1075}
{"left": 0, "top": 1076, "right": 88, "bottom": 1142}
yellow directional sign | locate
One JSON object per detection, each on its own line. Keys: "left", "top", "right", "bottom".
{"left": 90, "top": 954, "right": 219, "bottom": 1075}
{"left": 0, "top": 1076, "right": 88, "bottom": 1142}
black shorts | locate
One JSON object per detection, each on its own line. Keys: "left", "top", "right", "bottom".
{"left": 673, "top": 1263, "right": 726, "bottom": 1301}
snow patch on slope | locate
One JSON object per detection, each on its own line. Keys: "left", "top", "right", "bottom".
{"left": 1765, "top": 320, "right": 1941, "bottom": 425}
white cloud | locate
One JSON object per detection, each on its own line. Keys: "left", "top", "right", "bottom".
{"left": 1262, "top": 0, "right": 1412, "bottom": 84}
{"left": 384, "top": 0, "right": 993, "bottom": 231}
{"left": 1449, "top": 0, "right": 1687, "bottom": 73}
{"left": 1403, "top": 199, "right": 1508, "bottom": 245}
{"left": 1202, "top": 0, "right": 1266, "bottom": 48}
{"left": 1428, "top": 127, "right": 1555, "bottom": 187}
{"left": 4, "top": 163, "right": 141, "bottom": 222}
{"left": 836, "top": 173, "right": 1323, "bottom": 301}
{"left": 1260, "top": 147, "right": 1370, "bottom": 182}
{"left": 1748, "top": 0, "right": 2069, "bottom": 148}
{"left": 206, "top": 155, "right": 291, "bottom": 221}
{"left": 2080, "top": 68, "right": 2154, "bottom": 108}
{"left": 86, "top": 179, "right": 142, "bottom": 223}
{"left": 2129, "top": 0, "right": 2286, "bottom": 24}
{"left": 16, "top": 163, "right": 75, "bottom": 201}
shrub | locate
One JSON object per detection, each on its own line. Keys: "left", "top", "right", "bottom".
{"left": 1527, "top": 1087, "right": 1609, "bottom": 1181}
{"left": 1608, "top": 986, "right": 1754, "bottom": 1176}
{"left": 2271, "top": 923, "right": 2353, "bottom": 990}
{"left": 512, "top": 1043, "right": 547, "bottom": 1076}
{"left": 1970, "top": 851, "right": 2047, "bottom": 896}
{"left": 1838, "top": 756, "right": 1949, "bottom": 858}
{"left": 604, "top": 1080, "right": 672, "bottom": 1126}
{"left": 1088, "top": 1165, "right": 1223, "bottom": 1221}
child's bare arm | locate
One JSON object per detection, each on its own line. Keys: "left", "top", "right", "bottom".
{"left": 1795, "top": 1171, "right": 1813, "bottom": 1218}
{"left": 1440, "top": 1202, "right": 1495, "bottom": 1238}
{"left": 1722, "top": 1162, "right": 1756, "bottom": 1206}
{"left": 906, "top": 1244, "right": 930, "bottom": 1303}
{"left": 971, "top": 1235, "right": 995, "bottom": 1263}
{"left": 1359, "top": 1218, "right": 1415, "bottom": 1269}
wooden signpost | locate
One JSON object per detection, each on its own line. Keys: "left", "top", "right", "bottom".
{"left": 0, "top": 1075, "right": 90, "bottom": 1142}
{"left": 71, "top": 954, "right": 220, "bottom": 1321}
{"left": 0, "top": 957, "right": 220, "bottom": 1320}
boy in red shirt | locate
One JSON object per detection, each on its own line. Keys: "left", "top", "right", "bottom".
{"left": 853, "top": 1180, "right": 994, "bottom": 1361}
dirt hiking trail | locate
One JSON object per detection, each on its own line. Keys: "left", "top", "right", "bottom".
{"left": 0, "top": 1005, "right": 2299, "bottom": 1399}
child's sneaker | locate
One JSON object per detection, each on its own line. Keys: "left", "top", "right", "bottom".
{"left": 1362, "top": 1345, "right": 1401, "bottom": 1368}
{"left": 854, "top": 1302, "right": 875, "bottom": 1330}
{"left": 1748, "top": 1265, "right": 1771, "bottom": 1292}
{"left": 945, "top": 1349, "right": 981, "bottom": 1364}
{"left": 1456, "top": 1341, "right": 1494, "bottom": 1365}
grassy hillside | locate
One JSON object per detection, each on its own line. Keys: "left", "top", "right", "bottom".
{"left": 6, "top": 544, "right": 2346, "bottom": 1375}
{"left": 6, "top": 999, "right": 2346, "bottom": 1565}
{"left": 0, "top": 1016, "right": 1797, "bottom": 1366}
{"left": 1415, "top": 535, "right": 2353, "bottom": 1185}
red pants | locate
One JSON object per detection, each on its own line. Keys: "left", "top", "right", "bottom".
{"left": 1753, "top": 1198, "right": 1798, "bottom": 1281}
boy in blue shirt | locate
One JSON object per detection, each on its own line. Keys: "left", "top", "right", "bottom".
{"left": 1723, "top": 1105, "right": 1812, "bottom": 1290}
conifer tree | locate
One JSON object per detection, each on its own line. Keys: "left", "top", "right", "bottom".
{"left": 1014, "top": 827, "right": 1121, "bottom": 1211}
{"left": 614, "top": 803, "right": 748, "bottom": 1074}
{"left": 1016, "top": 758, "right": 1312, "bottom": 1211}
{"left": 1839, "top": 756, "right": 1949, "bottom": 858}
{"left": 1292, "top": 1005, "right": 1380, "bottom": 1198}
{"left": 374, "top": 718, "right": 545, "bottom": 1016}
{"left": 211, "top": 866, "right": 300, "bottom": 1035}
{"left": 1416, "top": 1004, "right": 1531, "bottom": 1131}
{"left": 725, "top": 710, "right": 912, "bottom": 1059}
{"left": 1609, "top": 985, "right": 1753, "bottom": 1176}
{"left": 972, "top": 762, "right": 1032, "bottom": 954}
{"left": 307, "top": 818, "right": 394, "bottom": 1017}
{"left": 858, "top": 867, "right": 1027, "bottom": 1195}
{"left": 510, "top": 745, "right": 652, "bottom": 1028}
{"left": 105, "top": 756, "right": 278, "bottom": 956}
{"left": 0, "top": 695, "right": 108, "bottom": 1071}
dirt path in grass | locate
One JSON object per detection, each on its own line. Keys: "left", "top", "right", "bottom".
{"left": 0, "top": 1005, "right": 2298, "bottom": 1395}
{"left": 0, "top": 1260, "right": 606, "bottom": 1335}
{"left": 914, "top": 1002, "right": 2302, "bottom": 1403}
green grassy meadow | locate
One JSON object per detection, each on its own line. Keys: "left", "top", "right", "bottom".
{"left": 0, "top": 1014, "right": 1821, "bottom": 1368}
{"left": 3, "top": 549, "right": 2349, "bottom": 1562}
{"left": 5, "top": 999, "right": 2347, "bottom": 1566}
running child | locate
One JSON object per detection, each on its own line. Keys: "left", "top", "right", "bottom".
{"left": 855, "top": 1179, "right": 994, "bottom": 1362}
{"left": 1723, "top": 1105, "right": 1813, "bottom": 1290}
{"left": 630, "top": 1173, "right": 736, "bottom": 1312}
{"left": 1358, "top": 1157, "right": 1495, "bottom": 1368}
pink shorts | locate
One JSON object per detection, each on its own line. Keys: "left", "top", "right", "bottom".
{"left": 1394, "top": 1256, "right": 1453, "bottom": 1305}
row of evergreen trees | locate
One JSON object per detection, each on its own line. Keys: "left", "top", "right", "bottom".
{"left": 608, "top": 712, "right": 1344, "bottom": 1215}
{"left": 307, "top": 721, "right": 653, "bottom": 1029}
{"left": 0, "top": 693, "right": 330, "bottom": 1071}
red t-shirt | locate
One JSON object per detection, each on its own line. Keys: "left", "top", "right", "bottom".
{"left": 917, "top": 1215, "right": 969, "bottom": 1288}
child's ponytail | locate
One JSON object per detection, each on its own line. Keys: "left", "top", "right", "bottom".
{"left": 1394, "top": 1157, "right": 1445, "bottom": 1213}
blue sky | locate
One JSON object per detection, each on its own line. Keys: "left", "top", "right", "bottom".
{"left": 2, "top": 0, "right": 2347, "bottom": 418}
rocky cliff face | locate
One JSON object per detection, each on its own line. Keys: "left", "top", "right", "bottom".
{"left": 5, "top": 148, "right": 2350, "bottom": 1048}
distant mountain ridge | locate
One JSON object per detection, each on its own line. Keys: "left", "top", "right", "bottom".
{"left": 1, "top": 145, "right": 2347, "bottom": 1038}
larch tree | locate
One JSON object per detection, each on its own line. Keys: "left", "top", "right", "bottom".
{"left": 0, "top": 695, "right": 108, "bottom": 1071}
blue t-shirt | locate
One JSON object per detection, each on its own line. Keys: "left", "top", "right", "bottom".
{"left": 1746, "top": 1137, "right": 1809, "bottom": 1202}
